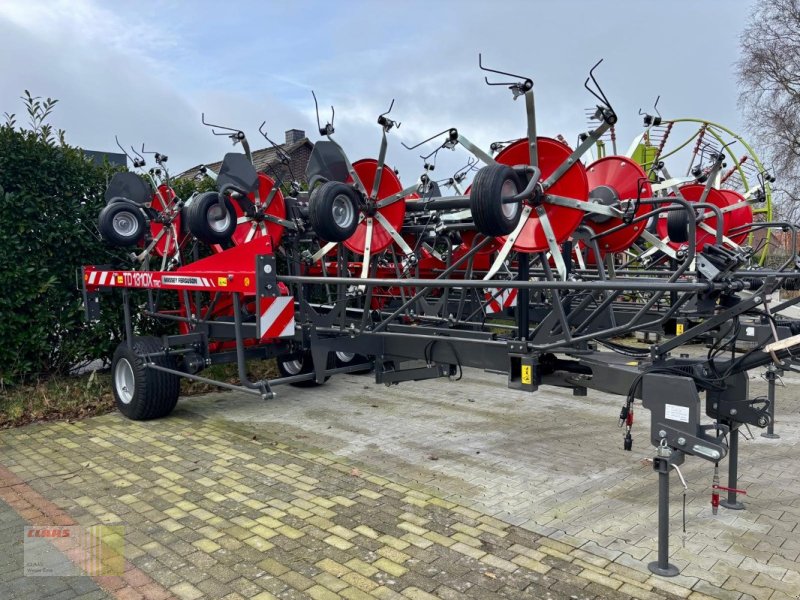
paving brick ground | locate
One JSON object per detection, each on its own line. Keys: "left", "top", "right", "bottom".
{"left": 0, "top": 361, "right": 797, "bottom": 599}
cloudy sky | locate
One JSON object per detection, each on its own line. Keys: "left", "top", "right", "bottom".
{"left": 0, "top": 0, "right": 754, "bottom": 183}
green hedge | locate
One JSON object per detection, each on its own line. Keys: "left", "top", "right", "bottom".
{"left": 0, "top": 113, "right": 127, "bottom": 384}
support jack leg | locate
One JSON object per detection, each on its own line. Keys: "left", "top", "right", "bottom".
{"left": 761, "top": 365, "right": 780, "bottom": 439}
{"left": 648, "top": 454, "right": 680, "bottom": 577}
{"left": 720, "top": 427, "right": 745, "bottom": 511}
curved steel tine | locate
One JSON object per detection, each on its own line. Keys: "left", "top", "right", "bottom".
{"left": 312, "top": 91, "right": 322, "bottom": 132}
{"left": 114, "top": 136, "right": 135, "bottom": 162}
{"left": 379, "top": 99, "right": 395, "bottom": 119}
{"left": 402, "top": 128, "right": 452, "bottom": 151}
{"left": 130, "top": 144, "right": 145, "bottom": 161}
{"left": 420, "top": 145, "right": 441, "bottom": 163}
{"left": 584, "top": 58, "right": 613, "bottom": 111}
{"left": 258, "top": 120, "right": 296, "bottom": 181}
{"left": 454, "top": 157, "right": 477, "bottom": 180}
{"left": 478, "top": 53, "right": 532, "bottom": 87}
{"left": 201, "top": 112, "right": 239, "bottom": 135}
{"left": 312, "top": 90, "right": 335, "bottom": 134}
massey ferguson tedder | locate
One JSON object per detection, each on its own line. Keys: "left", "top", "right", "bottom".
{"left": 82, "top": 57, "right": 800, "bottom": 576}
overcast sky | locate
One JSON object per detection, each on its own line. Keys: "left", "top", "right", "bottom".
{"left": 0, "top": 0, "right": 755, "bottom": 184}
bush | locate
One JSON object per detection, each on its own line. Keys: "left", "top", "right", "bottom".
{"left": 0, "top": 93, "right": 128, "bottom": 384}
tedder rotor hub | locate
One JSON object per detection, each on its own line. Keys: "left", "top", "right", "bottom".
{"left": 584, "top": 156, "right": 652, "bottom": 257}
{"left": 587, "top": 185, "right": 619, "bottom": 224}
{"left": 344, "top": 159, "right": 408, "bottom": 255}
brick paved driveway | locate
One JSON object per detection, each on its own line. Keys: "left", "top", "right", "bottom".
{"left": 1, "top": 364, "right": 798, "bottom": 600}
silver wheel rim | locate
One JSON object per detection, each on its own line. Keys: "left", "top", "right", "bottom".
{"left": 208, "top": 204, "right": 231, "bottom": 233}
{"left": 113, "top": 211, "right": 138, "bottom": 238}
{"left": 336, "top": 351, "right": 355, "bottom": 363}
{"left": 501, "top": 179, "right": 519, "bottom": 220}
{"left": 114, "top": 358, "right": 135, "bottom": 404}
{"left": 332, "top": 194, "right": 355, "bottom": 229}
{"left": 282, "top": 359, "right": 303, "bottom": 375}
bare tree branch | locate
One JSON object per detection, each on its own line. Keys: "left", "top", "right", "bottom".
{"left": 737, "top": 0, "right": 800, "bottom": 220}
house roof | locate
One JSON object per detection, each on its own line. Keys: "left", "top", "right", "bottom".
{"left": 176, "top": 137, "right": 313, "bottom": 181}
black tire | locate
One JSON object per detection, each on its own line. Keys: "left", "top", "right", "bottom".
{"left": 186, "top": 192, "right": 237, "bottom": 245}
{"left": 111, "top": 337, "right": 180, "bottom": 420}
{"left": 666, "top": 207, "right": 690, "bottom": 243}
{"left": 335, "top": 351, "right": 373, "bottom": 375}
{"left": 276, "top": 351, "right": 335, "bottom": 387}
{"left": 309, "top": 182, "right": 360, "bottom": 242}
{"left": 98, "top": 200, "right": 146, "bottom": 246}
{"left": 470, "top": 164, "right": 523, "bottom": 237}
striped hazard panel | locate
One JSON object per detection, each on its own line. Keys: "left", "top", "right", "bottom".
{"left": 485, "top": 288, "right": 518, "bottom": 314}
{"left": 258, "top": 296, "right": 295, "bottom": 340}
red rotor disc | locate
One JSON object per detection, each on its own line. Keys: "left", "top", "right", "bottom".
{"left": 344, "top": 159, "right": 407, "bottom": 255}
{"left": 495, "top": 138, "right": 589, "bottom": 253}
{"left": 150, "top": 185, "right": 182, "bottom": 256}
{"left": 718, "top": 189, "right": 753, "bottom": 245}
{"left": 656, "top": 184, "right": 731, "bottom": 251}
{"left": 585, "top": 156, "right": 652, "bottom": 254}
{"left": 231, "top": 173, "right": 286, "bottom": 247}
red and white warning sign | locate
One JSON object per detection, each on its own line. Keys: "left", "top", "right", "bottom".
{"left": 258, "top": 296, "right": 295, "bottom": 340}
{"left": 484, "top": 288, "right": 518, "bottom": 314}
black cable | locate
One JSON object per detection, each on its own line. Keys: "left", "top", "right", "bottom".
{"left": 598, "top": 339, "right": 650, "bottom": 357}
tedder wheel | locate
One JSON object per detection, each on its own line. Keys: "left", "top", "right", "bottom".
{"left": 98, "top": 200, "right": 146, "bottom": 246}
{"left": 276, "top": 351, "right": 335, "bottom": 387}
{"left": 308, "top": 181, "right": 360, "bottom": 242}
{"left": 111, "top": 337, "right": 180, "bottom": 421}
{"left": 186, "top": 191, "right": 237, "bottom": 245}
{"left": 666, "top": 209, "right": 690, "bottom": 244}
{"left": 335, "top": 351, "right": 374, "bottom": 375}
{"left": 470, "top": 164, "right": 522, "bottom": 237}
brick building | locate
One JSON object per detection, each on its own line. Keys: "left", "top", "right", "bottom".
{"left": 178, "top": 129, "right": 313, "bottom": 186}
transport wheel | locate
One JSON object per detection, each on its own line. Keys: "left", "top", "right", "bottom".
{"left": 470, "top": 164, "right": 523, "bottom": 237}
{"left": 308, "top": 181, "right": 360, "bottom": 242}
{"left": 494, "top": 138, "right": 589, "bottom": 252}
{"left": 657, "top": 185, "right": 730, "bottom": 251}
{"left": 666, "top": 209, "right": 690, "bottom": 244}
{"left": 186, "top": 191, "right": 237, "bottom": 245}
{"left": 276, "top": 351, "right": 335, "bottom": 387}
{"left": 344, "top": 159, "right": 410, "bottom": 255}
{"left": 112, "top": 337, "right": 180, "bottom": 421}
{"left": 98, "top": 200, "right": 146, "bottom": 246}
{"left": 335, "top": 351, "right": 373, "bottom": 375}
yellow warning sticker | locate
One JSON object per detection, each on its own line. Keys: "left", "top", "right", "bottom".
{"left": 676, "top": 323, "right": 684, "bottom": 335}
{"left": 521, "top": 364, "right": 532, "bottom": 385}
{"left": 218, "top": 277, "right": 228, "bottom": 287}
{"left": 116, "top": 275, "right": 123, "bottom": 284}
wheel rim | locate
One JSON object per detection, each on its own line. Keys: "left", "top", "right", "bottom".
{"left": 113, "top": 211, "right": 138, "bottom": 238}
{"left": 282, "top": 359, "right": 303, "bottom": 375}
{"left": 208, "top": 204, "right": 231, "bottom": 233}
{"left": 336, "top": 351, "right": 355, "bottom": 363}
{"left": 114, "top": 358, "right": 135, "bottom": 404}
{"left": 332, "top": 194, "right": 355, "bottom": 229}
{"left": 500, "top": 179, "right": 519, "bottom": 220}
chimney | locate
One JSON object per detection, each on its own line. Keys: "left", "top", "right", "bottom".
{"left": 285, "top": 129, "right": 305, "bottom": 144}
